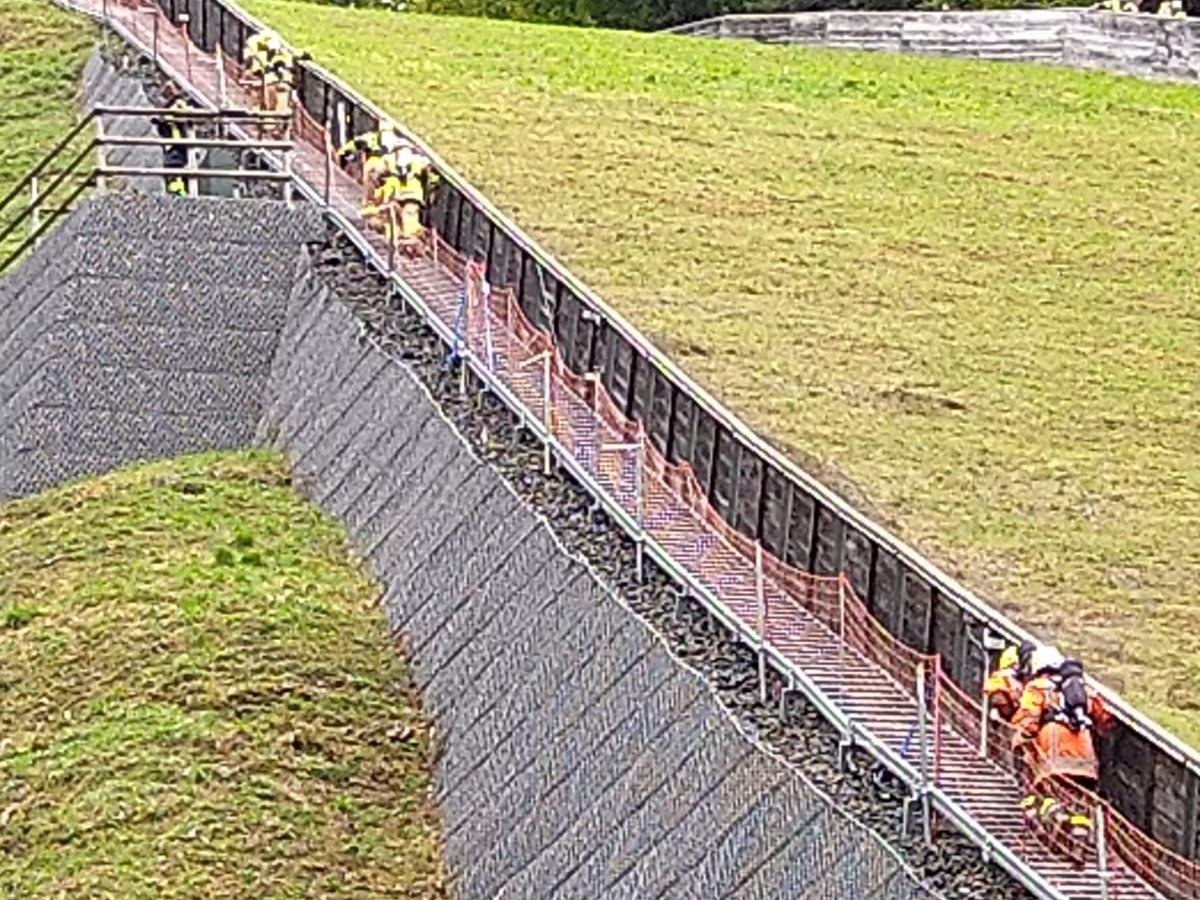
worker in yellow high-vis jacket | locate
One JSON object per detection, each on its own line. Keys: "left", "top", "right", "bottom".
{"left": 361, "top": 146, "right": 438, "bottom": 251}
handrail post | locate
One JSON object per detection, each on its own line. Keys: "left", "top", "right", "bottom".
{"left": 756, "top": 541, "right": 767, "bottom": 704}
{"left": 387, "top": 205, "right": 397, "bottom": 276}
{"left": 283, "top": 141, "right": 294, "bottom": 209}
{"left": 460, "top": 336, "right": 468, "bottom": 398}
{"left": 541, "top": 349, "right": 552, "bottom": 475}
{"left": 322, "top": 119, "right": 333, "bottom": 209}
{"left": 838, "top": 573, "right": 847, "bottom": 641}
{"left": 1095, "top": 804, "right": 1110, "bottom": 900}
{"left": 933, "top": 654, "right": 943, "bottom": 789}
{"left": 916, "top": 660, "right": 932, "bottom": 847}
{"left": 216, "top": 45, "right": 227, "bottom": 112}
{"left": 837, "top": 574, "right": 847, "bottom": 702}
{"left": 179, "top": 13, "right": 191, "bottom": 80}
{"left": 186, "top": 119, "right": 198, "bottom": 198}
{"left": 29, "top": 177, "right": 39, "bottom": 239}
{"left": 635, "top": 424, "right": 646, "bottom": 582}
{"left": 458, "top": 259, "right": 480, "bottom": 399}
{"left": 980, "top": 627, "right": 991, "bottom": 759}
{"left": 152, "top": 13, "right": 160, "bottom": 67}
{"left": 482, "top": 276, "right": 495, "bottom": 373}
{"left": 94, "top": 116, "right": 107, "bottom": 195}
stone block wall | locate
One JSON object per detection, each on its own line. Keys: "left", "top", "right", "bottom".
{"left": 0, "top": 194, "right": 322, "bottom": 499}
{"left": 668, "top": 9, "right": 1200, "bottom": 82}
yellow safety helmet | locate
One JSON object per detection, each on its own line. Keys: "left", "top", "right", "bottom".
{"left": 997, "top": 645, "right": 1020, "bottom": 671}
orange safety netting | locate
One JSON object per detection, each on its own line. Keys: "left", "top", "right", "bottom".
{"left": 85, "top": 1, "right": 1200, "bottom": 894}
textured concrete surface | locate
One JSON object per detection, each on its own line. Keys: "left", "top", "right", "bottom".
{"left": 668, "top": 9, "right": 1200, "bottom": 82}
{"left": 259, "top": 267, "right": 929, "bottom": 899}
{"left": 0, "top": 193, "right": 322, "bottom": 499}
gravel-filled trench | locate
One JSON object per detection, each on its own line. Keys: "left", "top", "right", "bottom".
{"left": 305, "top": 226, "right": 1035, "bottom": 900}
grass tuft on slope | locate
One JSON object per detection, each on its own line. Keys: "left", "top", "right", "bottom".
{"left": 0, "top": 451, "right": 446, "bottom": 898}
{"left": 0, "top": 0, "right": 94, "bottom": 258}
{"left": 237, "top": 2, "right": 1200, "bottom": 745}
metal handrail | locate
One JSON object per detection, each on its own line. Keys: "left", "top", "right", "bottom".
{"left": 0, "top": 141, "right": 96, "bottom": 250}
{"left": 90, "top": 103, "right": 292, "bottom": 120}
{"left": 0, "top": 104, "right": 294, "bottom": 235}
{"left": 0, "top": 162, "right": 290, "bottom": 276}
{"left": 0, "top": 177, "right": 97, "bottom": 275}
{"left": 0, "top": 115, "right": 94, "bottom": 218}
{"left": 96, "top": 165, "right": 291, "bottom": 179}
{"left": 0, "top": 107, "right": 296, "bottom": 276}
{"left": 99, "top": 135, "right": 293, "bottom": 150}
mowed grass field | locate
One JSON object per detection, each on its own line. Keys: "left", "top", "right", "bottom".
{"left": 0, "top": 452, "right": 446, "bottom": 897}
{"left": 241, "top": 1, "right": 1200, "bottom": 743}
{"left": 0, "top": 1, "right": 94, "bottom": 256}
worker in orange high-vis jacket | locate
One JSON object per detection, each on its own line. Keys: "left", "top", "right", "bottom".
{"left": 984, "top": 639, "right": 1036, "bottom": 723}
{"left": 1013, "top": 647, "right": 1111, "bottom": 839}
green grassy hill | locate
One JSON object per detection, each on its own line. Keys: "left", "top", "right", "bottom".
{"left": 0, "top": 452, "right": 446, "bottom": 897}
{"left": 240, "top": 1, "right": 1200, "bottom": 744}
{"left": 0, "top": 1, "right": 94, "bottom": 257}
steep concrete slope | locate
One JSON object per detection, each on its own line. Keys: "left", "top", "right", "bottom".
{"left": 0, "top": 194, "right": 322, "bottom": 499}
{"left": 258, "top": 263, "right": 927, "bottom": 899}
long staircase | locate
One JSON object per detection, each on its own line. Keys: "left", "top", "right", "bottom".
{"left": 38, "top": 0, "right": 1195, "bottom": 897}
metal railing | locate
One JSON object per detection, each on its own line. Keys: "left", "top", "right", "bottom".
{"left": 0, "top": 105, "right": 294, "bottom": 277}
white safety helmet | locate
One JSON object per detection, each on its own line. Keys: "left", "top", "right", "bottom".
{"left": 378, "top": 120, "right": 401, "bottom": 151}
{"left": 1029, "top": 645, "right": 1065, "bottom": 678}
{"left": 394, "top": 146, "right": 415, "bottom": 169}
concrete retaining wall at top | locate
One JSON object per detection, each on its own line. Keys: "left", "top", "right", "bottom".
{"left": 668, "top": 9, "right": 1200, "bottom": 82}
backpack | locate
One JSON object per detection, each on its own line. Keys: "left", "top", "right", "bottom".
{"left": 1047, "top": 658, "right": 1093, "bottom": 732}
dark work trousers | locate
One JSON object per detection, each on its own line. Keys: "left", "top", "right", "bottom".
{"left": 162, "top": 145, "right": 188, "bottom": 196}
